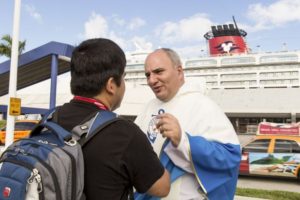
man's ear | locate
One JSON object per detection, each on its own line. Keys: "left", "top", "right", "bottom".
{"left": 105, "top": 77, "right": 116, "bottom": 95}
{"left": 177, "top": 65, "right": 184, "bottom": 76}
{"left": 177, "top": 65, "right": 183, "bottom": 72}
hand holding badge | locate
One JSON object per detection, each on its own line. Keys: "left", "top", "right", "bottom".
{"left": 147, "top": 109, "right": 182, "bottom": 147}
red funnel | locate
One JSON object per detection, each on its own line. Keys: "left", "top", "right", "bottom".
{"left": 204, "top": 19, "right": 248, "bottom": 56}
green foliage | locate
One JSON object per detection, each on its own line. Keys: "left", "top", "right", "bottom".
{"left": 236, "top": 188, "right": 300, "bottom": 200}
{"left": 282, "top": 155, "right": 292, "bottom": 162}
{"left": 0, "top": 34, "right": 26, "bottom": 58}
{"left": 0, "top": 120, "right": 6, "bottom": 129}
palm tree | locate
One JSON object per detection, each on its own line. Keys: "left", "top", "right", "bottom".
{"left": 0, "top": 34, "right": 26, "bottom": 58}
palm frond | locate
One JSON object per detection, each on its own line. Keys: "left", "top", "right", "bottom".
{"left": 0, "top": 34, "right": 26, "bottom": 58}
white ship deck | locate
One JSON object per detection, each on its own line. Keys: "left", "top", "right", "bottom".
{"left": 125, "top": 50, "right": 300, "bottom": 90}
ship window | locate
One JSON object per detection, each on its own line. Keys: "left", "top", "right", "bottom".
{"left": 185, "top": 59, "right": 217, "bottom": 67}
{"left": 260, "top": 54, "right": 298, "bottom": 63}
{"left": 221, "top": 57, "right": 255, "bottom": 65}
{"left": 126, "top": 64, "right": 144, "bottom": 70}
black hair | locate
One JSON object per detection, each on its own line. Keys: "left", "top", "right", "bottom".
{"left": 70, "top": 38, "right": 126, "bottom": 97}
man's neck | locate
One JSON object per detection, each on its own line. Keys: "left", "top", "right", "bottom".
{"left": 93, "top": 95, "right": 111, "bottom": 111}
{"left": 74, "top": 95, "right": 110, "bottom": 110}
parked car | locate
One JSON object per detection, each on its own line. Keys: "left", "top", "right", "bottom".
{"left": 0, "top": 120, "right": 39, "bottom": 145}
{"left": 239, "top": 122, "right": 300, "bottom": 181}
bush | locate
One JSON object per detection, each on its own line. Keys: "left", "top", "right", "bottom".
{"left": 0, "top": 120, "right": 6, "bottom": 129}
{"left": 236, "top": 188, "right": 300, "bottom": 200}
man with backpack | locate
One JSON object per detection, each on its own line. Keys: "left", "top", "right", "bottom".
{"left": 54, "top": 38, "right": 170, "bottom": 199}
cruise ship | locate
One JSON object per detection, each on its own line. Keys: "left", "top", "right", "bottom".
{"left": 125, "top": 45, "right": 300, "bottom": 90}
{"left": 0, "top": 19, "right": 299, "bottom": 134}
{"left": 121, "top": 20, "right": 300, "bottom": 134}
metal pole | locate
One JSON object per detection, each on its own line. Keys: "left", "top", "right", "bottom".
{"left": 5, "top": 0, "right": 21, "bottom": 148}
{"left": 50, "top": 54, "right": 58, "bottom": 109}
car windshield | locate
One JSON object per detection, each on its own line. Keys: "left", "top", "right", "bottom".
{"left": 243, "top": 139, "right": 271, "bottom": 153}
{"left": 15, "top": 122, "right": 37, "bottom": 131}
{"left": 1, "top": 122, "right": 37, "bottom": 131}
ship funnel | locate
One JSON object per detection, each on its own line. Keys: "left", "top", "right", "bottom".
{"left": 204, "top": 16, "right": 248, "bottom": 56}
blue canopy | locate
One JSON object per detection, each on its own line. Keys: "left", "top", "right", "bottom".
{"left": 0, "top": 41, "right": 74, "bottom": 115}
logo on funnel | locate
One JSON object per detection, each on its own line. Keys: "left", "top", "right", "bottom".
{"left": 215, "top": 40, "right": 239, "bottom": 54}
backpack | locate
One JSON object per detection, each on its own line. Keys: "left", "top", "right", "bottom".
{"left": 0, "top": 108, "right": 119, "bottom": 200}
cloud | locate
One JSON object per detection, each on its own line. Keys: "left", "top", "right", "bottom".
{"left": 84, "top": 12, "right": 108, "bottom": 38}
{"left": 82, "top": 12, "right": 151, "bottom": 51}
{"left": 175, "top": 44, "right": 207, "bottom": 59}
{"left": 155, "top": 13, "right": 213, "bottom": 44}
{"left": 128, "top": 18, "right": 146, "bottom": 30}
{"left": 131, "top": 36, "right": 153, "bottom": 50}
{"left": 112, "top": 15, "right": 126, "bottom": 26}
{"left": 24, "top": 4, "right": 42, "bottom": 24}
{"left": 247, "top": 0, "right": 300, "bottom": 31}
{"left": 107, "top": 31, "right": 126, "bottom": 49}
{"left": 81, "top": 12, "right": 212, "bottom": 54}
{"left": 83, "top": 12, "right": 126, "bottom": 49}
{"left": 111, "top": 15, "right": 146, "bottom": 31}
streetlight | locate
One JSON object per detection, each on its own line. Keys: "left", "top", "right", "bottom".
{"left": 5, "top": 0, "right": 22, "bottom": 148}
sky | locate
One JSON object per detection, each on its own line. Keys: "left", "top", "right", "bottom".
{"left": 1, "top": 0, "right": 300, "bottom": 61}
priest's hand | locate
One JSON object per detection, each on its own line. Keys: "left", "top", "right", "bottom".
{"left": 156, "top": 113, "right": 182, "bottom": 147}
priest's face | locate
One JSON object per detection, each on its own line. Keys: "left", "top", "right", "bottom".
{"left": 144, "top": 50, "right": 184, "bottom": 102}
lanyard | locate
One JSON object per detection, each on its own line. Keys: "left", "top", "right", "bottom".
{"left": 73, "top": 96, "right": 108, "bottom": 110}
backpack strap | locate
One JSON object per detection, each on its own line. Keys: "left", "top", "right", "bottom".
{"left": 30, "top": 121, "right": 73, "bottom": 142}
{"left": 40, "top": 106, "right": 61, "bottom": 124}
{"left": 71, "top": 110, "right": 121, "bottom": 147}
{"left": 39, "top": 108, "right": 120, "bottom": 147}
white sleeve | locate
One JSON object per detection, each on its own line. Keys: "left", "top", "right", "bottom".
{"left": 163, "top": 132, "right": 194, "bottom": 173}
